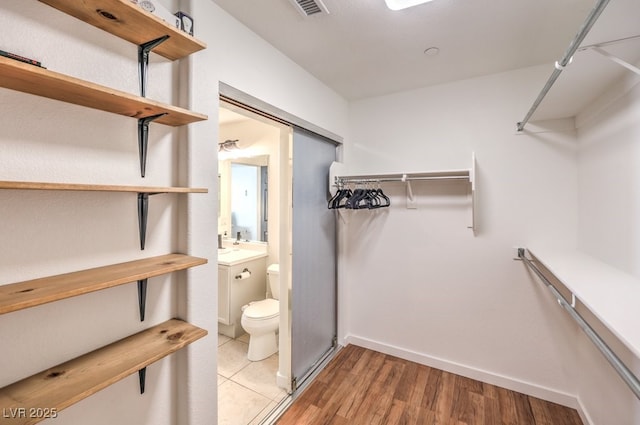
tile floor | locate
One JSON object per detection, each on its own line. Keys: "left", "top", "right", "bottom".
{"left": 218, "top": 333, "right": 288, "bottom": 425}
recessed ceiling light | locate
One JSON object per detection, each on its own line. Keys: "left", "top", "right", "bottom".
{"left": 385, "top": 0, "right": 436, "bottom": 11}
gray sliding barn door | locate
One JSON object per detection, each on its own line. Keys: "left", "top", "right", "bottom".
{"left": 291, "top": 128, "right": 337, "bottom": 389}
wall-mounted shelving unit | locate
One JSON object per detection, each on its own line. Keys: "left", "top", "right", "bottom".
{"left": 0, "top": 319, "right": 208, "bottom": 424}
{"left": 515, "top": 0, "right": 611, "bottom": 132}
{"left": 1, "top": 1, "right": 210, "bottom": 419}
{"left": 522, "top": 246, "right": 640, "bottom": 359}
{"left": 332, "top": 153, "right": 477, "bottom": 234}
{"left": 514, "top": 0, "right": 640, "bottom": 130}
{"left": 0, "top": 254, "right": 207, "bottom": 320}
{"left": 518, "top": 247, "right": 640, "bottom": 400}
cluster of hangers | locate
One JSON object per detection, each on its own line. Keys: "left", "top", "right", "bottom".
{"left": 328, "top": 180, "right": 391, "bottom": 210}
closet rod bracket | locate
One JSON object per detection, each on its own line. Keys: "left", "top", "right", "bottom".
{"left": 554, "top": 56, "right": 574, "bottom": 70}
{"left": 590, "top": 47, "right": 640, "bottom": 76}
{"left": 405, "top": 179, "right": 417, "bottom": 209}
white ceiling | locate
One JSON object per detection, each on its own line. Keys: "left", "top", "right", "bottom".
{"left": 212, "top": 0, "right": 640, "bottom": 108}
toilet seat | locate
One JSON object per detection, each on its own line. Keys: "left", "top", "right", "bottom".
{"left": 243, "top": 298, "right": 279, "bottom": 320}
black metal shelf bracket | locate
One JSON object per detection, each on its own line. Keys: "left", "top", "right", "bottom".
{"left": 138, "top": 367, "right": 147, "bottom": 394}
{"left": 138, "top": 193, "right": 149, "bottom": 250}
{"left": 138, "top": 35, "right": 170, "bottom": 97}
{"left": 137, "top": 278, "right": 148, "bottom": 321}
{"left": 137, "top": 192, "right": 163, "bottom": 250}
{"left": 138, "top": 113, "right": 167, "bottom": 177}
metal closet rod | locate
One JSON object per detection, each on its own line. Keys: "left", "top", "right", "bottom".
{"left": 336, "top": 175, "right": 468, "bottom": 184}
{"left": 516, "top": 0, "right": 611, "bottom": 132}
{"left": 518, "top": 249, "right": 640, "bottom": 401}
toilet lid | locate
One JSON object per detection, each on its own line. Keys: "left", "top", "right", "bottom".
{"left": 244, "top": 299, "right": 279, "bottom": 320}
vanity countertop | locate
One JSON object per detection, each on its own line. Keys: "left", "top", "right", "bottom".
{"left": 217, "top": 248, "right": 267, "bottom": 266}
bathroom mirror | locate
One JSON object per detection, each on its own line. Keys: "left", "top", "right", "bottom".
{"left": 219, "top": 155, "right": 269, "bottom": 243}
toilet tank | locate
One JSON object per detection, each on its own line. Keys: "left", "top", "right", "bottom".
{"left": 267, "top": 264, "right": 280, "bottom": 300}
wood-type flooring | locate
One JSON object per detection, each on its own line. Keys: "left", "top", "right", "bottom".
{"left": 276, "top": 344, "right": 583, "bottom": 425}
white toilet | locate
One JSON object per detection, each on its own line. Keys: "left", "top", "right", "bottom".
{"left": 240, "top": 264, "right": 280, "bottom": 361}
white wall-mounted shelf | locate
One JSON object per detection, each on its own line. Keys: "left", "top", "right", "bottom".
{"left": 516, "top": 0, "right": 640, "bottom": 128}
{"left": 521, "top": 246, "right": 640, "bottom": 400}
{"left": 332, "top": 153, "right": 477, "bottom": 234}
{"left": 526, "top": 246, "right": 640, "bottom": 358}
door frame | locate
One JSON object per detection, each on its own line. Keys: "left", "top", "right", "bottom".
{"left": 218, "top": 83, "right": 343, "bottom": 395}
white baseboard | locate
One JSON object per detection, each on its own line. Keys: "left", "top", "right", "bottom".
{"left": 344, "top": 334, "right": 585, "bottom": 415}
{"left": 575, "top": 396, "right": 595, "bottom": 425}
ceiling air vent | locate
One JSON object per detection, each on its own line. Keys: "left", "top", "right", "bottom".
{"left": 288, "top": 0, "right": 329, "bottom": 17}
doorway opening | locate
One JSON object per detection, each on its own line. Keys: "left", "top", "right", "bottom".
{"left": 217, "top": 99, "right": 293, "bottom": 425}
{"left": 216, "top": 90, "right": 340, "bottom": 425}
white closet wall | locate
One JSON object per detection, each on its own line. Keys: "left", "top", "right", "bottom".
{"left": 577, "top": 76, "right": 640, "bottom": 275}
{"left": 344, "top": 64, "right": 583, "bottom": 404}
{"left": 344, "top": 57, "right": 640, "bottom": 422}
{"left": 575, "top": 73, "right": 640, "bottom": 424}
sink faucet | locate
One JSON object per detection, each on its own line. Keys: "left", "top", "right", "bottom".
{"left": 233, "top": 231, "right": 241, "bottom": 245}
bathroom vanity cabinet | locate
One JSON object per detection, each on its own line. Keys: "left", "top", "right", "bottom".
{"left": 218, "top": 251, "right": 267, "bottom": 338}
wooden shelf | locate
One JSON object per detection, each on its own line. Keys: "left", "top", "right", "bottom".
{"left": 0, "top": 57, "right": 207, "bottom": 126}
{"left": 0, "top": 254, "right": 207, "bottom": 315}
{"left": 0, "top": 319, "right": 207, "bottom": 424}
{"left": 0, "top": 180, "right": 208, "bottom": 250}
{"left": 38, "top": 0, "right": 206, "bottom": 61}
{"left": 0, "top": 181, "right": 207, "bottom": 194}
